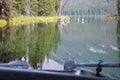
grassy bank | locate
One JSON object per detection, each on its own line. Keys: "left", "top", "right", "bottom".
{"left": 0, "top": 16, "right": 70, "bottom": 27}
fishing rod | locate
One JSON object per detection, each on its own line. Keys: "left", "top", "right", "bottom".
{"left": 64, "top": 60, "right": 120, "bottom": 71}
{"left": 64, "top": 60, "right": 120, "bottom": 77}
{"left": 0, "top": 60, "right": 29, "bottom": 69}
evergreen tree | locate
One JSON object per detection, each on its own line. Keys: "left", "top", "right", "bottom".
{"left": 0, "top": 0, "right": 61, "bottom": 18}
{"left": 12, "top": 0, "right": 25, "bottom": 15}
{"left": 117, "top": 0, "right": 120, "bottom": 16}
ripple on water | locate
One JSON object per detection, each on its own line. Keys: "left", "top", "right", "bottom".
{"left": 89, "top": 46, "right": 107, "bottom": 54}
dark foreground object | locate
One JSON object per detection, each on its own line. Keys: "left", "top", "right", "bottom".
{"left": 0, "top": 60, "right": 119, "bottom": 80}
{"left": 0, "top": 67, "right": 111, "bottom": 80}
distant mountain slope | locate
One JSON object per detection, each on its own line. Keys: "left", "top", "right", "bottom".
{"left": 62, "top": 0, "right": 118, "bottom": 15}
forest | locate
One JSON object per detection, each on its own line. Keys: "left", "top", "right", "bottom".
{"left": 0, "top": 0, "right": 120, "bottom": 18}
{"left": 0, "top": 0, "right": 61, "bottom": 68}
{"left": 0, "top": 0, "right": 60, "bottom": 19}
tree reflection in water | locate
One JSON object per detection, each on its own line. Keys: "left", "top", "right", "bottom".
{"left": 117, "top": 19, "right": 120, "bottom": 61}
{"left": 0, "top": 22, "right": 61, "bottom": 69}
{"left": 0, "top": 27, "right": 13, "bottom": 62}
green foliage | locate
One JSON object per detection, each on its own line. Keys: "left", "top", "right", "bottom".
{"left": 0, "top": 0, "right": 60, "bottom": 18}
{"left": 12, "top": 0, "right": 25, "bottom": 15}
{"left": 33, "top": 0, "right": 57, "bottom": 16}
{"left": 30, "top": 0, "right": 39, "bottom": 15}
{"left": 118, "top": 0, "right": 120, "bottom": 16}
{"left": 11, "top": 0, "right": 60, "bottom": 16}
{"left": 55, "top": 0, "right": 61, "bottom": 14}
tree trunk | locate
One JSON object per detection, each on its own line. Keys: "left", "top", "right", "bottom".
{"left": 0, "top": 0, "right": 11, "bottom": 19}
{"left": 25, "top": 0, "right": 30, "bottom": 16}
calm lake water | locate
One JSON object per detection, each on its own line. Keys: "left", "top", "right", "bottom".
{"left": 50, "top": 16, "right": 120, "bottom": 78}
{"left": 0, "top": 16, "right": 120, "bottom": 78}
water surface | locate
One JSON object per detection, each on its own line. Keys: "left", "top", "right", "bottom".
{"left": 50, "top": 16, "right": 120, "bottom": 78}
{"left": 0, "top": 16, "right": 120, "bottom": 78}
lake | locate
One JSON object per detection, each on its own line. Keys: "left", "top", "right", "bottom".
{"left": 0, "top": 16, "right": 120, "bottom": 78}
{"left": 51, "top": 16, "right": 120, "bottom": 77}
